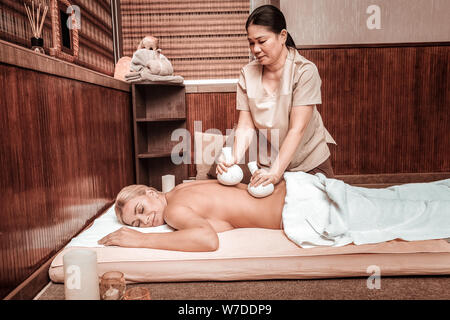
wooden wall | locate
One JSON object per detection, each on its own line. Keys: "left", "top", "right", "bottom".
{"left": 0, "top": 61, "right": 134, "bottom": 299}
{"left": 119, "top": 0, "right": 250, "bottom": 79}
{"left": 186, "top": 44, "right": 450, "bottom": 176}
{"left": 0, "top": 0, "right": 116, "bottom": 75}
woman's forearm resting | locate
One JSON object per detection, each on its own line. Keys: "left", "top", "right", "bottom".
{"left": 98, "top": 226, "right": 219, "bottom": 252}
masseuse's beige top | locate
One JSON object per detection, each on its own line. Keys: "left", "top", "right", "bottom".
{"left": 236, "top": 47, "right": 336, "bottom": 172}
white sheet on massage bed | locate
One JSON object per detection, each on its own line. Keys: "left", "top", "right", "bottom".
{"left": 50, "top": 204, "right": 450, "bottom": 283}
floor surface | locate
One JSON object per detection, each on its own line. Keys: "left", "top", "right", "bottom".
{"left": 36, "top": 276, "right": 450, "bottom": 300}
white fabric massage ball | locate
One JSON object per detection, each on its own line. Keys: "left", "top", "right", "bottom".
{"left": 217, "top": 147, "right": 243, "bottom": 186}
{"left": 247, "top": 161, "right": 274, "bottom": 198}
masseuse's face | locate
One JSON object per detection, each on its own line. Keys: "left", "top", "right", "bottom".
{"left": 121, "top": 190, "right": 166, "bottom": 228}
{"left": 247, "top": 24, "right": 287, "bottom": 66}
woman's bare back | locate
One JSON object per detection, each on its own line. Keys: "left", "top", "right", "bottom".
{"left": 165, "top": 179, "right": 286, "bottom": 232}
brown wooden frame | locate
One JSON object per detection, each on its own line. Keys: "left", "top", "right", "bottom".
{"left": 49, "top": 0, "right": 79, "bottom": 62}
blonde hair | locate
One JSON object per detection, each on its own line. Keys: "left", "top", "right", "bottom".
{"left": 114, "top": 184, "right": 159, "bottom": 225}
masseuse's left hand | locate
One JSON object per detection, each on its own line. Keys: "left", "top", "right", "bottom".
{"left": 98, "top": 227, "right": 144, "bottom": 248}
{"left": 249, "top": 168, "right": 281, "bottom": 187}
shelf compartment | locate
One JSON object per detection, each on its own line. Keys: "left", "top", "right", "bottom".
{"left": 136, "top": 157, "right": 188, "bottom": 189}
{"left": 135, "top": 121, "right": 188, "bottom": 156}
{"left": 132, "top": 83, "right": 189, "bottom": 187}
{"left": 132, "top": 84, "right": 186, "bottom": 120}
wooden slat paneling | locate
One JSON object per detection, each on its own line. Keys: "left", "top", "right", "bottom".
{"left": 120, "top": 0, "right": 250, "bottom": 79}
{"left": 0, "top": 63, "right": 134, "bottom": 299}
{"left": 302, "top": 45, "right": 450, "bottom": 175}
{"left": 186, "top": 92, "right": 238, "bottom": 176}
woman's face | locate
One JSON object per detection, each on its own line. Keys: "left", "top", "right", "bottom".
{"left": 121, "top": 190, "right": 166, "bottom": 228}
{"left": 247, "top": 24, "right": 287, "bottom": 66}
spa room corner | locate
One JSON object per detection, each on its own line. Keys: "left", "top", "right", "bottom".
{"left": 1, "top": 0, "right": 450, "bottom": 303}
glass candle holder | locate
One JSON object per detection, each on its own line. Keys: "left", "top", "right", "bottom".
{"left": 99, "top": 271, "right": 126, "bottom": 300}
{"left": 123, "top": 287, "right": 151, "bottom": 300}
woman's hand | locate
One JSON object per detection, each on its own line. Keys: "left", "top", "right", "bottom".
{"left": 249, "top": 168, "right": 282, "bottom": 187}
{"left": 98, "top": 227, "right": 145, "bottom": 248}
{"left": 215, "top": 153, "right": 237, "bottom": 175}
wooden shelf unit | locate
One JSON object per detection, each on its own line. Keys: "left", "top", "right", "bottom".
{"left": 132, "top": 83, "right": 189, "bottom": 190}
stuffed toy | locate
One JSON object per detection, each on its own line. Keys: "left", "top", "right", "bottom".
{"left": 130, "top": 35, "right": 174, "bottom": 76}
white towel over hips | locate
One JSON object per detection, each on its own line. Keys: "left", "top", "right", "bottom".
{"left": 282, "top": 172, "right": 450, "bottom": 248}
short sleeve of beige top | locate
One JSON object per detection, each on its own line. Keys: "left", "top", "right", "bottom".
{"left": 236, "top": 47, "right": 337, "bottom": 173}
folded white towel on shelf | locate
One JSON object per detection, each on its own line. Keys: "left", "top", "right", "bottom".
{"left": 282, "top": 172, "right": 450, "bottom": 248}
{"left": 125, "top": 48, "right": 184, "bottom": 84}
{"left": 130, "top": 48, "right": 173, "bottom": 75}
{"left": 124, "top": 69, "right": 184, "bottom": 84}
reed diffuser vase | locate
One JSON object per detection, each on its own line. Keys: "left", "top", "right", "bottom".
{"left": 31, "top": 36, "right": 44, "bottom": 54}
{"left": 24, "top": 0, "right": 48, "bottom": 54}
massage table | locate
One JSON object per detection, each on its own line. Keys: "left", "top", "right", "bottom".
{"left": 50, "top": 129, "right": 450, "bottom": 283}
{"left": 49, "top": 204, "right": 450, "bottom": 283}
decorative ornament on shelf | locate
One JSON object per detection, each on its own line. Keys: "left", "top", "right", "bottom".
{"left": 24, "top": 0, "right": 49, "bottom": 54}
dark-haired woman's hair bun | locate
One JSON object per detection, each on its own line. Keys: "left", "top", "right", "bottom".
{"left": 246, "top": 5, "right": 296, "bottom": 49}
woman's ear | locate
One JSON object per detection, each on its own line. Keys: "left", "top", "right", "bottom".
{"left": 280, "top": 29, "right": 288, "bottom": 44}
{"left": 145, "top": 189, "right": 157, "bottom": 197}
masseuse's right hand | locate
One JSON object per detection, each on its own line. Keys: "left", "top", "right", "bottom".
{"left": 216, "top": 153, "right": 237, "bottom": 175}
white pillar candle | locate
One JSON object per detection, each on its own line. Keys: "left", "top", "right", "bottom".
{"left": 63, "top": 249, "right": 100, "bottom": 300}
{"left": 162, "top": 174, "right": 175, "bottom": 192}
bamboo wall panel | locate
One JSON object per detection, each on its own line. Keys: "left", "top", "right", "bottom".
{"left": 186, "top": 45, "right": 450, "bottom": 176}
{"left": 0, "top": 0, "right": 115, "bottom": 75}
{"left": 303, "top": 45, "right": 450, "bottom": 175}
{"left": 186, "top": 92, "right": 238, "bottom": 176}
{"left": 0, "top": 63, "right": 134, "bottom": 299}
{"left": 120, "top": 0, "right": 251, "bottom": 79}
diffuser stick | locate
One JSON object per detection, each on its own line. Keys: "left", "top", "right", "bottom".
{"left": 24, "top": 4, "right": 36, "bottom": 37}
{"left": 31, "top": 1, "right": 35, "bottom": 35}
{"left": 37, "top": 5, "right": 48, "bottom": 37}
{"left": 36, "top": 3, "right": 40, "bottom": 37}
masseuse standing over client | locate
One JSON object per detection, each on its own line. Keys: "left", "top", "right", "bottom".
{"left": 217, "top": 5, "right": 336, "bottom": 187}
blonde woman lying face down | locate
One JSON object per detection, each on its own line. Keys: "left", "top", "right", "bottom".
{"left": 98, "top": 179, "right": 286, "bottom": 252}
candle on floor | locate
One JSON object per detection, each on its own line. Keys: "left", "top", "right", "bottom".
{"left": 63, "top": 249, "right": 100, "bottom": 300}
{"left": 162, "top": 174, "right": 175, "bottom": 192}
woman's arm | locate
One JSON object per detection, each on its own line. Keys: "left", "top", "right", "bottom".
{"left": 98, "top": 206, "right": 219, "bottom": 252}
{"left": 250, "top": 105, "right": 314, "bottom": 187}
{"left": 217, "top": 110, "right": 256, "bottom": 174}
{"left": 233, "top": 110, "right": 256, "bottom": 163}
